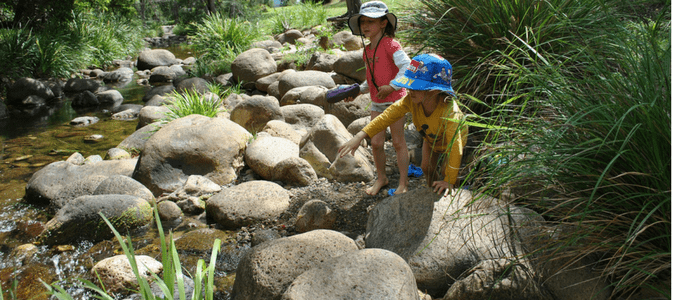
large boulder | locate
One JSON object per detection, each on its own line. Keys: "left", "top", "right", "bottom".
{"left": 277, "top": 70, "right": 336, "bottom": 99}
{"left": 37, "top": 194, "right": 152, "bottom": 245}
{"left": 245, "top": 135, "right": 299, "bottom": 179}
{"left": 136, "top": 49, "right": 179, "bottom": 71}
{"left": 117, "top": 123, "right": 160, "bottom": 153}
{"left": 282, "top": 249, "right": 419, "bottom": 300}
{"left": 64, "top": 78, "right": 101, "bottom": 93}
{"left": 280, "top": 104, "right": 325, "bottom": 131}
{"left": 333, "top": 50, "right": 366, "bottom": 83}
{"left": 142, "top": 85, "right": 175, "bottom": 102}
{"left": 231, "top": 48, "right": 278, "bottom": 86}
{"left": 230, "top": 229, "right": 358, "bottom": 300}
{"left": 24, "top": 158, "right": 138, "bottom": 207}
{"left": 102, "top": 67, "right": 134, "bottom": 83}
{"left": 174, "top": 77, "right": 209, "bottom": 94}
{"left": 262, "top": 120, "right": 303, "bottom": 145}
{"left": 132, "top": 115, "right": 251, "bottom": 196}
{"left": 366, "top": 188, "right": 545, "bottom": 297}
{"left": 6, "top": 77, "right": 55, "bottom": 105}
{"left": 230, "top": 95, "right": 284, "bottom": 133}
{"left": 299, "top": 114, "right": 373, "bottom": 182}
{"left": 96, "top": 89, "right": 124, "bottom": 105}
{"left": 206, "top": 180, "right": 290, "bottom": 229}
{"left": 138, "top": 106, "right": 170, "bottom": 129}
{"left": 92, "top": 175, "right": 155, "bottom": 203}
{"left": 325, "top": 93, "right": 371, "bottom": 128}
{"left": 306, "top": 52, "right": 338, "bottom": 72}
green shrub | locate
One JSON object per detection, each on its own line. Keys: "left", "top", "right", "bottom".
{"left": 464, "top": 9, "right": 670, "bottom": 298}
{"left": 162, "top": 89, "right": 224, "bottom": 123}
{"left": 267, "top": 1, "right": 328, "bottom": 34}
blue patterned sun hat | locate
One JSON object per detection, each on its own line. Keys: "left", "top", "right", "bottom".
{"left": 391, "top": 54, "right": 454, "bottom": 95}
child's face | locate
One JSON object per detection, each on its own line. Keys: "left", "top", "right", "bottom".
{"left": 359, "top": 16, "right": 388, "bottom": 39}
{"left": 409, "top": 89, "right": 442, "bottom": 104}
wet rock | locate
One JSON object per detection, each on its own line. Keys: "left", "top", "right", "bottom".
{"left": 102, "top": 67, "right": 134, "bottom": 83}
{"left": 25, "top": 158, "right": 138, "bottom": 206}
{"left": 206, "top": 180, "right": 290, "bottom": 229}
{"left": 132, "top": 115, "right": 251, "bottom": 196}
{"left": 230, "top": 95, "right": 284, "bottom": 134}
{"left": 97, "top": 89, "right": 124, "bottom": 105}
{"left": 70, "top": 116, "right": 100, "bottom": 127}
{"left": 157, "top": 200, "right": 182, "bottom": 221}
{"left": 84, "top": 134, "right": 104, "bottom": 143}
{"left": 142, "top": 84, "right": 175, "bottom": 102}
{"left": 91, "top": 255, "right": 163, "bottom": 294}
{"left": 105, "top": 148, "right": 131, "bottom": 160}
{"left": 71, "top": 90, "right": 99, "bottom": 107}
{"left": 17, "top": 95, "right": 47, "bottom": 108}
{"left": 111, "top": 108, "right": 139, "bottom": 121}
{"left": 92, "top": 175, "right": 155, "bottom": 204}
{"left": 295, "top": 199, "right": 336, "bottom": 233}
{"left": 282, "top": 249, "right": 418, "bottom": 300}
{"left": 9, "top": 244, "right": 39, "bottom": 265}
{"left": 174, "top": 228, "right": 232, "bottom": 253}
{"left": 176, "top": 196, "right": 205, "bottom": 215}
{"left": 6, "top": 77, "right": 55, "bottom": 105}
{"left": 38, "top": 194, "right": 152, "bottom": 245}
{"left": 149, "top": 66, "right": 177, "bottom": 84}
{"left": 64, "top": 78, "right": 101, "bottom": 93}
{"left": 231, "top": 229, "right": 358, "bottom": 300}
{"left": 2, "top": 264, "right": 55, "bottom": 300}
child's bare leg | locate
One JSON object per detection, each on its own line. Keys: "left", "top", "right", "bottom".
{"left": 390, "top": 117, "right": 409, "bottom": 194}
{"left": 368, "top": 129, "right": 388, "bottom": 195}
{"left": 366, "top": 110, "right": 388, "bottom": 195}
{"left": 420, "top": 140, "right": 433, "bottom": 187}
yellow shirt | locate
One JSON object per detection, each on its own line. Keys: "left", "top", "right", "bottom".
{"left": 362, "top": 95, "right": 467, "bottom": 185}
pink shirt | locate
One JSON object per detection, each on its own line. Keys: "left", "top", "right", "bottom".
{"left": 363, "top": 37, "right": 407, "bottom": 104}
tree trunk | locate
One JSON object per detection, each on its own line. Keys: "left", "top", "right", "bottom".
{"left": 207, "top": 0, "right": 216, "bottom": 15}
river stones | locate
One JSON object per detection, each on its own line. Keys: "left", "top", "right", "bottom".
{"left": 229, "top": 95, "right": 284, "bottom": 134}
{"left": 91, "top": 255, "right": 163, "bottom": 294}
{"left": 231, "top": 48, "right": 278, "bottom": 86}
{"left": 6, "top": 77, "right": 55, "bottom": 106}
{"left": 136, "top": 49, "right": 179, "bottom": 71}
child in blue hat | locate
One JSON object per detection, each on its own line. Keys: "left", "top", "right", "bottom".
{"left": 338, "top": 54, "right": 467, "bottom": 196}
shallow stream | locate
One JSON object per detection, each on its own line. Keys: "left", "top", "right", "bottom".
{"left": 0, "top": 45, "right": 240, "bottom": 299}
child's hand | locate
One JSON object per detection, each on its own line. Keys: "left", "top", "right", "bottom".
{"left": 376, "top": 85, "right": 394, "bottom": 100}
{"left": 338, "top": 131, "right": 368, "bottom": 158}
{"left": 431, "top": 181, "right": 453, "bottom": 196}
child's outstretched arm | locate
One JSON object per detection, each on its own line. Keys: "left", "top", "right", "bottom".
{"left": 338, "top": 131, "right": 369, "bottom": 158}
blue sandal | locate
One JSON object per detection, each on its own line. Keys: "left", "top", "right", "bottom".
{"left": 408, "top": 164, "right": 424, "bottom": 178}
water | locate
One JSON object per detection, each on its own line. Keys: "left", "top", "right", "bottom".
{"left": 0, "top": 45, "right": 238, "bottom": 298}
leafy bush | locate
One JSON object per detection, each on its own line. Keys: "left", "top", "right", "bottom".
{"left": 267, "top": 1, "right": 328, "bottom": 34}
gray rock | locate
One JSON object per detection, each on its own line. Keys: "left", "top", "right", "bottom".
{"left": 282, "top": 249, "right": 419, "bottom": 300}
{"left": 231, "top": 230, "right": 358, "bottom": 300}
{"left": 148, "top": 66, "right": 176, "bottom": 84}
{"left": 37, "top": 194, "right": 152, "bottom": 245}
{"left": 70, "top": 116, "right": 100, "bottom": 127}
{"left": 306, "top": 52, "right": 338, "bottom": 72}
{"left": 251, "top": 229, "right": 280, "bottom": 247}
{"left": 295, "top": 199, "right": 336, "bottom": 233}
{"left": 144, "top": 94, "right": 171, "bottom": 107}
{"left": 325, "top": 93, "right": 371, "bottom": 128}
{"left": 142, "top": 85, "right": 175, "bottom": 102}
{"left": 24, "top": 159, "right": 138, "bottom": 207}
{"left": 7, "top": 77, "right": 55, "bottom": 105}
{"left": 174, "top": 77, "right": 209, "bottom": 94}
{"left": 251, "top": 40, "right": 283, "bottom": 51}
{"left": 231, "top": 48, "right": 278, "bottom": 85}
{"left": 332, "top": 31, "right": 364, "bottom": 51}
{"left": 280, "top": 103, "right": 325, "bottom": 131}
{"left": 206, "top": 180, "right": 290, "bottom": 229}
{"left": 182, "top": 175, "right": 222, "bottom": 195}
{"left": 97, "top": 89, "right": 124, "bottom": 105}
{"left": 334, "top": 50, "right": 366, "bottom": 83}
{"left": 138, "top": 106, "right": 169, "bottom": 128}
{"left": 111, "top": 109, "right": 139, "bottom": 121}
{"left": 300, "top": 114, "right": 373, "bottom": 182}
{"left": 277, "top": 70, "right": 336, "bottom": 99}
{"left": 176, "top": 197, "right": 205, "bottom": 215}
{"left": 105, "top": 148, "right": 131, "bottom": 160}
{"left": 71, "top": 90, "right": 99, "bottom": 107}
{"left": 91, "top": 255, "right": 163, "bottom": 294}
{"left": 117, "top": 123, "right": 161, "bottom": 153}
{"left": 64, "top": 78, "right": 101, "bottom": 93}
{"left": 102, "top": 67, "right": 134, "bottom": 83}
{"left": 157, "top": 200, "right": 182, "bottom": 221}
{"left": 262, "top": 120, "right": 303, "bottom": 145}
{"left": 132, "top": 115, "right": 251, "bottom": 196}
{"left": 230, "top": 95, "right": 284, "bottom": 134}
{"left": 245, "top": 135, "right": 299, "bottom": 179}
{"left": 254, "top": 72, "right": 282, "bottom": 93}
{"left": 137, "top": 49, "right": 179, "bottom": 71}
{"left": 272, "top": 157, "right": 317, "bottom": 186}
{"left": 279, "top": 86, "right": 328, "bottom": 107}
{"left": 92, "top": 175, "right": 154, "bottom": 203}
{"left": 277, "top": 29, "right": 303, "bottom": 45}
